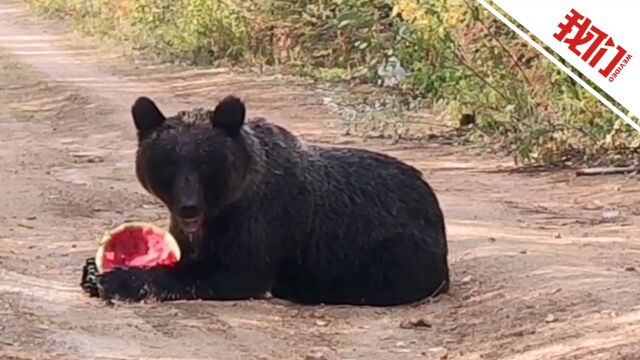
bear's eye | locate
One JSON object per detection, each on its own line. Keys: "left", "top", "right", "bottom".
{"left": 164, "top": 158, "right": 179, "bottom": 175}
{"left": 146, "top": 156, "right": 177, "bottom": 192}
{"left": 195, "top": 160, "right": 211, "bottom": 180}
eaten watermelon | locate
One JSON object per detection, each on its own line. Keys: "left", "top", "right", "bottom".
{"left": 95, "top": 222, "right": 181, "bottom": 273}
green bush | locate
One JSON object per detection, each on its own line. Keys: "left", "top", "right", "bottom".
{"left": 22, "top": 0, "right": 639, "bottom": 165}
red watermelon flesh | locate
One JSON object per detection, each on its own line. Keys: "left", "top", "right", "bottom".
{"left": 96, "top": 223, "right": 181, "bottom": 273}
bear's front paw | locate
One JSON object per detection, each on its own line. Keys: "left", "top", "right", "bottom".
{"left": 95, "top": 267, "right": 150, "bottom": 302}
{"left": 80, "top": 257, "right": 100, "bottom": 297}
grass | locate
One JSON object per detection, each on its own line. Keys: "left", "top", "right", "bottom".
{"left": 21, "top": 0, "right": 640, "bottom": 166}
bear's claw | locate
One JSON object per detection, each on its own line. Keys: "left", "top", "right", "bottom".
{"left": 80, "top": 257, "right": 100, "bottom": 298}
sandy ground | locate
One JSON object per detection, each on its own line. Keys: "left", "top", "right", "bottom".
{"left": 0, "top": 1, "right": 639, "bottom": 359}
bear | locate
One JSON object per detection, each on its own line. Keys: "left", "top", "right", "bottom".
{"left": 80, "top": 95, "right": 450, "bottom": 306}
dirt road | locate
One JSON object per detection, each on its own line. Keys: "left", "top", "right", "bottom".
{"left": 0, "top": 1, "right": 639, "bottom": 359}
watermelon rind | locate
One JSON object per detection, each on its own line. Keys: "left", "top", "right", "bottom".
{"left": 94, "top": 222, "right": 181, "bottom": 273}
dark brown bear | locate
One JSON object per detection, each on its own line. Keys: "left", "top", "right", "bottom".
{"left": 81, "top": 95, "right": 450, "bottom": 306}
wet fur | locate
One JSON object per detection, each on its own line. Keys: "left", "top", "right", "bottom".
{"left": 81, "top": 96, "right": 450, "bottom": 306}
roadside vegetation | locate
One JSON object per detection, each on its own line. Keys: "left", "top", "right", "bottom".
{"left": 23, "top": 0, "right": 639, "bottom": 166}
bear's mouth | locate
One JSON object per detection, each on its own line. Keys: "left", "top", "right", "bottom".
{"left": 180, "top": 217, "right": 202, "bottom": 234}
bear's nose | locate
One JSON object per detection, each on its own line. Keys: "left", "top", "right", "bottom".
{"left": 178, "top": 204, "right": 201, "bottom": 219}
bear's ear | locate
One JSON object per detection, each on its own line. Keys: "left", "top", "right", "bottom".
{"left": 211, "top": 95, "right": 245, "bottom": 136}
{"left": 131, "top": 96, "right": 166, "bottom": 135}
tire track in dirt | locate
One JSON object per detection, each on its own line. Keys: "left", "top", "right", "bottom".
{"left": 0, "top": 64, "right": 244, "bottom": 360}
{"left": 0, "top": 3, "right": 352, "bottom": 359}
{"left": 1, "top": 1, "right": 640, "bottom": 359}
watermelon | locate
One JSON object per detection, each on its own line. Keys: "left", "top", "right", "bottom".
{"left": 95, "top": 222, "right": 181, "bottom": 273}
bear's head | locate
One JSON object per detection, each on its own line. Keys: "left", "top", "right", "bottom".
{"left": 131, "top": 95, "right": 253, "bottom": 235}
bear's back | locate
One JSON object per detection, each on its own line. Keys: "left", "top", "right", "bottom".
{"left": 244, "top": 117, "right": 443, "bottom": 246}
